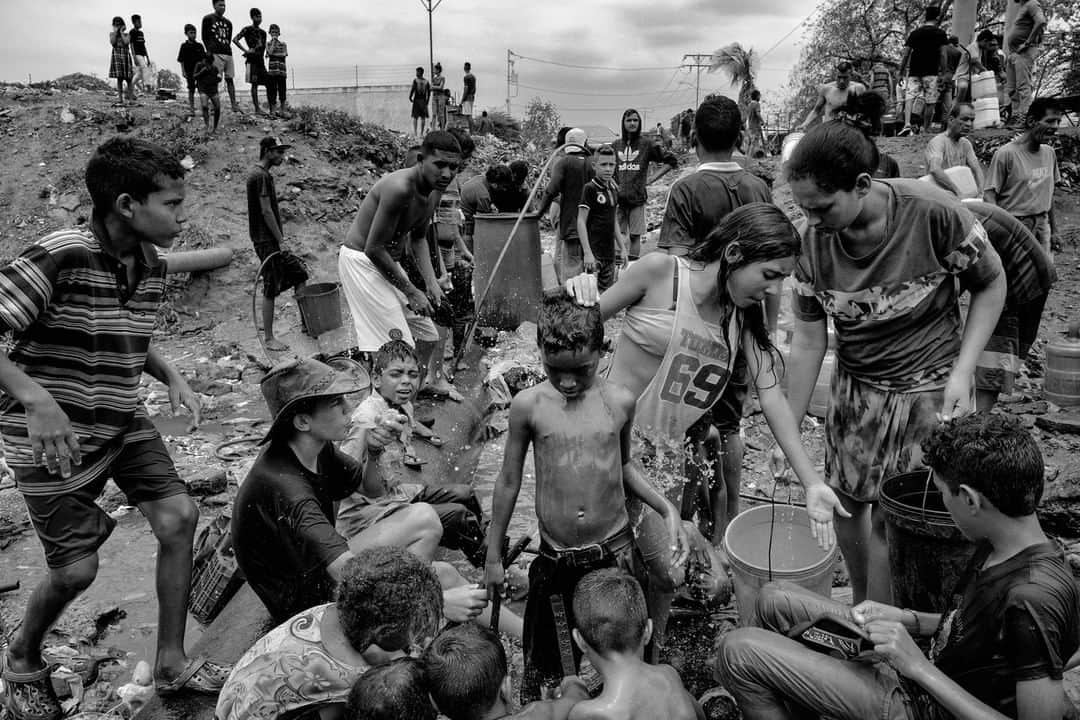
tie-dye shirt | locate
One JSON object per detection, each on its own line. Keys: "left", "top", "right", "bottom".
{"left": 793, "top": 179, "right": 1001, "bottom": 391}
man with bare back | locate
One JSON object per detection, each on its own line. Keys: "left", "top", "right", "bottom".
{"left": 798, "top": 62, "right": 865, "bottom": 129}
{"left": 484, "top": 295, "right": 688, "bottom": 703}
{"left": 338, "top": 130, "right": 461, "bottom": 399}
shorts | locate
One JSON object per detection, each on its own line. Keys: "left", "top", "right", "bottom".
{"left": 617, "top": 203, "right": 647, "bottom": 237}
{"left": 460, "top": 100, "right": 474, "bottom": 116}
{"left": 245, "top": 59, "right": 266, "bottom": 85}
{"left": 709, "top": 356, "right": 749, "bottom": 435}
{"left": 184, "top": 71, "right": 196, "bottom": 91}
{"left": 254, "top": 242, "right": 309, "bottom": 298}
{"left": 134, "top": 54, "right": 149, "bottom": 69}
{"left": 212, "top": 53, "right": 235, "bottom": 80}
{"left": 905, "top": 75, "right": 940, "bottom": 105}
{"left": 338, "top": 245, "right": 439, "bottom": 351}
{"left": 825, "top": 366, "right": 943, "bottom": 503}
{"left": 975, "top": 293, "right": 1048, "bottom": 395}
{"left": 18, "top": 434, "right": 187, "bottom": 568}
{"left": 199, "top": 90, "right": 219, "bottom": 108}
{"left": 553, "top": 236, "right": 584, "bottom": 283}
{"left": 412, "top": 99, "right": 429, "bottom": 119}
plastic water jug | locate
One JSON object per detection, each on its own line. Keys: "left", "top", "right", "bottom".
{"left": 971, "top": 71, "right": 997, "bottom": 101}
{"left": 1045, "top": 323, "right": 1080, "bottom": 407}
{"left": 973, "top": 97, "right": 1000, "bottom": 130}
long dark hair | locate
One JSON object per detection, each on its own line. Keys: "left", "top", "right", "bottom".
{"left": 786, "top": 93, "right": 886, "bottom": 192}
{"left": 686, "top": 202, "right": 800, "bottom": 384}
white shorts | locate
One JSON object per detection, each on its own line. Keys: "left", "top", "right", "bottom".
{"left": 338, "top": 246, "right": 438, "bottom": 351}
{"left": 460, "top": 100, "right": 474, "bottom": 116}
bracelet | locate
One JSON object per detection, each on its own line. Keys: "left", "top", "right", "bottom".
{"left": 906, "top": 608, "right": 921, "bottom": 636}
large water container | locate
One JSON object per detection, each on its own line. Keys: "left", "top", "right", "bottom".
{"left": 919, "top": 166, "right": 980, "bottom": 199}
{"left": 971, "top": 71, "right": 997, "bottom": 101}
{"left": 973, "top": 97, "right": 1001, "bottom": 130}
{"left": 472, "top": 213, "right": 543, "bottom": 330}
{"left": 1045, "top": 323, "right": 1080, "bottom": 407}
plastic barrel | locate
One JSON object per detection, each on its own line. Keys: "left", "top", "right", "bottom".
{"left": 1044, "top": 326, "right": 1080, "bottom": 406}
{"left": 723, "top": 504, "right": 839, "bottom": 626}
{"left": 973, "top": 97, "right": 1001, "bottom": 130}
{"left": 972, "top": 71, "right": 997, "bottom": 100}
{"left": 880, "top": 470, "right": 977, "bottom": 613}
{"left": 473, "top": 213, "right": 543, "bottom": 330}
{"left": 295, "top": 282, "right": 343, "bottom": 337}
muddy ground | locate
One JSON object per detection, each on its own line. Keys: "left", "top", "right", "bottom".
{"left": 0, "top": 84, "right": 1079, "bottom": 715}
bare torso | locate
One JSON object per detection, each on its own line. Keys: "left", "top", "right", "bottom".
{"left": 526, "top": 379, "right": 632, "bottom": 548}
{"left": 572, "top": 665, "right": 701, "bottom": 720}
{"left": 822, "top": 81, "right": 866, "bottom": 121}
{"left": 343, "top": 166, "right": 436, "bottom": 258}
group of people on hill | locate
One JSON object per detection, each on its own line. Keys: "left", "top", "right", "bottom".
{"left": 409, "top": 62, "right": 477, "bottom": 136}
{"left": 800, "top": 0, "right": 1048, "bottom": 138}
{"left": 2, "top": 3, "right": 1077, "bottom": 717}
{"left": 112, "top": 1, "right": 294, "bottom": 134}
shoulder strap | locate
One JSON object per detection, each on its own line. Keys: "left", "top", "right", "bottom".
{"left": 670, "top": 256, "right": 680, "bottom": 309}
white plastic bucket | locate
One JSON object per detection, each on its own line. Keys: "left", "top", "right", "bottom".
{"left": 723, "top": 504, "right": 839, "bottom": 626}
{"left": 781, "top": 132, "right": 805, "bottom": 164}
{"left": 971, "top": 71, "right": 997, "bottom": 101}
{"left": 919, "top": 166, "right": 979, "bottom": 199}
{"left": 973, "top": 97, "right": 1000, "bottom": 130}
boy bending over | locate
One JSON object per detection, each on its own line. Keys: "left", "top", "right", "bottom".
{"left": 570, "top": 569, "right": 704, "bottom": 720}
{"left": 485, "top": 295, "right": 687, "bottom": 702}
{"left": 344, "top": 657, "right": 436, "bottom": 720}
{"left": 337, "top": 337, "right": 487, "bottom": 566}
{"left": 716, "top": 413, "right": 1080, "bottom": 720}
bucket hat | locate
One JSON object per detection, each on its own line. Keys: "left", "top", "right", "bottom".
{"left": 259, "top": 357, "right": 361, "bottom": 444}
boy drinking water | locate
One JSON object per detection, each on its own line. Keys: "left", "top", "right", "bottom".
{"left": 576, "top": 144, "right": 626, "bottom": 292}
{"left": 337, "top": 336, "right": 487, "bottom": 566}
{"left": 570, "top": 569, "right": 704, "bottom": 720}
{"left": 485, "top": 295, "right": 688, "bottom": 702}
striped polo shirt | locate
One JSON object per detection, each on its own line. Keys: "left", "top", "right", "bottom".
{"left": 0, "top": 228, "right": 166, "bottom": 495}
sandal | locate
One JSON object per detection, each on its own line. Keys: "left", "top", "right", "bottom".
{"left": 403, "top": 453, "right": 427, "bottom": 470}
{"left": 155, "top": 656, "right": 231, "bottom": 697}
{"left": 2, "top": 654, "right": 62, "bottom": 720}
{"left": 413, "top": 431, "right": 445, "bottom": 448}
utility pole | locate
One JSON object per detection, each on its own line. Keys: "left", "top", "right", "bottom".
{"left": 681, "top": 53, "right": 712, "bottom": 108}
{"left": 420, "top": 0, "right": 445, "bottom": 80}
{"left": 506, "top": 50, "right": 516, "bottom": 115}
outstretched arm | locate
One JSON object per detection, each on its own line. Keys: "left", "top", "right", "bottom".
{"left": 799, "top": 88, "right": 826, "bottom": 129}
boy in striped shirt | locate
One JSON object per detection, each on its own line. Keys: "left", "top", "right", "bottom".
{"left": 0, "top": 137, "right": 227, "bottom": 720}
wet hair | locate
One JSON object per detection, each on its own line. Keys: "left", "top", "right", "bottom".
{"left": 694, "top": 95, "right": 742, "bottom": 152}
{"left": 786, "top": 92, "right": 885, "bottom": 192}
{"left": 977, "top": 29, "right": 996, "bottom": 43}
{"left": 1027, "top": 97, "right": 1062, "bottom": 124}
{"left": 594, "top": 144, "right": 616, "bottom": 160}
{"left": 573, "top": 569, "right": 648, "bottom": 654}
{"left": 485, "top": 164, "right": 513, "bottom": 188}
{"left": 86, "top": 136, "right": 185, "bottom": 217}
{"left": 836, "top": 61, "right": 853, "bottom": 74}
{"left": 372, "top": 338, "right": 419, "bottom": 376}
{"left": 344, "top": 658, "right": 436, "bottom": 720}
{"left": 537, "top": 294, "right": 604, "bottom": 355}
{"left": 422, "top": 624, "right": 507, "bottom": 720}
{"left": 925, "top": 4, "right": 940, "bottom": 21}
{"left": 921, "top": 414, "right": 1044, "bottom": 517}
{"left": 131, "top": 14, "right": 141, "bottom": 23}
{"left": 336, "top": 548, "right": 443, "bottom": 654}
{"left": 509, "top": 159, "right": 529, "bottom": 184}
{"left": 750, "top": 89, "right": 761, "bottom": 101}
{"left": 949, "top": 102, "right": 974, "bottom": 119}
{"left": 184, "top": 23, "right": 196, "bottom": 32}
{"left": 445, "top": 127, "right": 475, "bottom": 161}
{"left": 421, "top": 130, "right": 462, "bottom": 157}
{"left": 686, "top": 203, "right": 800, "bottom": 372}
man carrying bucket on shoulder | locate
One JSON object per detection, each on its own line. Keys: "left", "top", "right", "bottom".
{"left": 717, "top": 413, "right": 1080, "bottom": 720}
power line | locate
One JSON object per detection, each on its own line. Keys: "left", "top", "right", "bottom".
{"left": 511, "top": 52, "right": 679, "bottom": 72}
{"left": 515, "top": 82, "right": 692, "bottom": 97}
{"left": 759, "top": 9, "right": 819, "bottom": 60}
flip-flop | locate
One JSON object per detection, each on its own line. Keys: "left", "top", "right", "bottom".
{"left": 263, "top": 338, "right": 289, "bottom": 352}
{"left": 2, "top": 653, "right": 62, "bottom": 720}
{"left": 155, "top": 656, "right": 231, "bottom": 697}
{"left": 413, "top": 431, "right": 445, "bottom": 448}
{"left": 403, "top": 453, "right": 427, "bottom": 470}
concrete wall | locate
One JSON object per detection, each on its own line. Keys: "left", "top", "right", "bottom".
{"left": 288, "top": 84, "right": 412, "bottom": 132}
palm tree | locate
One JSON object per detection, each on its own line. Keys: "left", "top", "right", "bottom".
{"left": 709, "top": 43, "right": 758, "bottom": 113}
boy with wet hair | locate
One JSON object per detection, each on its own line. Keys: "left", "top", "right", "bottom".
{"left": 717, "top": 413, "right": 1080, "bottom": 720}
{"left": 485, "top": 295, "right": 687, "bottom": 702}
{"left": 577, "top": 144, "right": 625, "bottom": 292}
{"left": 424, "top": 623, "right": 589, "bottom": 720}
{"left": 570, "top": 569, "right": 704, "bottom": 720}
{"left": 337, "top": 336, "right": 487, "bottom": 567}
{"left": 344, "top": 657, "right": 437, "bottom": 720}
{"left": 0, "top": 137, "right": 221, "bottom": 718}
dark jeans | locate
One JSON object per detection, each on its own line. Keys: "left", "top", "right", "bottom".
{"left": 266, "top": 75, "right": 287, "bottom": 108}
{"left": 716, "top": 582, "right": 915, "bottom": 720}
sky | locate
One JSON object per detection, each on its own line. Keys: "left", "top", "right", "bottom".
{"left": 0, "top": 0, "right": 812, "bottom": 128}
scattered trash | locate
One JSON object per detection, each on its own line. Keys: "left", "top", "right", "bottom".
{"left": 180, "top": 155, "right": 196, "bottom": 170}
{"left": 60, "top": 107, "right": 76, "bottom": 124}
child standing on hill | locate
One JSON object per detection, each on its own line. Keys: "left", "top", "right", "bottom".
{"left": 265, "top": 23, "right": 288, "bottom": 116}
{"left": 570, "top": 569, "right": 704, "bottom": 720}
{"left": 108, "top": 16, "right": 135, "bottom": 105}
{"left": 193, "top": 51, "right": 222, "bottom": 135}
{"left": 336, "top": 337, "right": 487, "bottom": 566}
{"left": 176, "top": 24, "right": 204, "bottom": 117}
{"left": 484, "top": 295, "right": 688, "bottom": 702}
{"left": 576, "top": 145, "right": 626, "bottom": 292}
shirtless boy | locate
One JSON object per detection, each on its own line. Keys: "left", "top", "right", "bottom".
{"left": 798, "top": 62, "right": 865, "bottom": 129}
{"left": 338, "top": 130, "right": 460, "bottom": 398}
{"left": 484, "top": 295, "right": 687, "bottom": 702}
{"left": 569, "top": 569, "right": 703, "bottom": 720}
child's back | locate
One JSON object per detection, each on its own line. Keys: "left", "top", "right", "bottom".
{"left": 569, "top": 663, "right": 703, "bottom": 720}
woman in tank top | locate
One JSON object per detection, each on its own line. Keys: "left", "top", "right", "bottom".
{"left": 568, "top": 203, "right": 847, "bottom": 649}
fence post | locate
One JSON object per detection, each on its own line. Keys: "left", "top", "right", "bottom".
{"left": 355, "top": 65, "right": 359, "bottom": 87}
{"left": 291, "top": 67, "right": 295, "bottom": 90}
